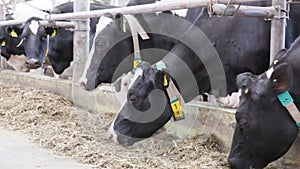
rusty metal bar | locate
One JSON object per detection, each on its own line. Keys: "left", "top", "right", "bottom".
{"left": 270, "top": 0, "right": 286, "bottom": 65}
{"left": 211, "top": 4, "right": 276, "bottom": 18}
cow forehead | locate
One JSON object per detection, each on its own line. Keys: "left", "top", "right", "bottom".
{"left": 96, "top": 15, "right": 113, "bottom": 33}
{"left": 79, "top": 15, "right": 114, "bottom": 84}
{"left": 29, "top": 20, "right": 39, "bottom": 35}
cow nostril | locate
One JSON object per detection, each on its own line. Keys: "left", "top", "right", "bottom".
{"left": 129, "top": 95, "right": 137, "bottom": 102}
{"left": 34, "top": 60, "right": 39, "bottom": 66}
{"left": 228, "top": 157, "right": 238, "bottom": 169}
{"left": 238, "top": 118, "right": 249, "bottom": 130}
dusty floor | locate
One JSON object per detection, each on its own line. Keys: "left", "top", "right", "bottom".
{"left": 0, "top": 85, "right": 281, "bottom": 168}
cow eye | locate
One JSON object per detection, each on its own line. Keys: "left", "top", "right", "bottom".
{"left": 41, "top": 35, "right": 47, "bottom": 40}
{"left": 238, "top": 118, "right": 249, "bottom": 130}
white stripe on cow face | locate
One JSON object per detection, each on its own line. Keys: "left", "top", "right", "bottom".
{"left": 266, "top": 67, "right": 274, "bottom": 79}
{"left": 79, "top": 16, "right": 113, "bottom": 85}
{"left": 128, "top": 68, "right": 143, "bottom": 89}
{"left": 29, "top": 20, "right": 39, "bottom": 35}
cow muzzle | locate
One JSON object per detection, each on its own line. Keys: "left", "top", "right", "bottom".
{"left": 25, "top": 58, "right": 41, "bottom": 69}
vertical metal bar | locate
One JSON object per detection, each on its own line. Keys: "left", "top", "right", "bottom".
{"left": 270, "top": 0, "right": 286, "bottom": 65}
{"left": 0, "top": 4, "right": 6, "bottom": 69}
{"left": 72, "top": 0, "right": 90, "bottom": 106}
{"left": 52, "top": 0, "right": 56, "bottom": 9}
{"left": 12, "top": 0, "right": 16, "bottom": 11}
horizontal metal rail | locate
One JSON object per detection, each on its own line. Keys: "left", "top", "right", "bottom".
{"left": 0, "top": 0, "right": 268, "bottom": 27}
{"left": 212, "top": 4, "right": 276, "bottom": 18}
{"left": 39, "top": 21, "right": 75, "bottom": 28}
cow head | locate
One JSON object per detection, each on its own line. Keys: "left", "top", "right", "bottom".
{"left": 228, "top": 63, "right": 299, "bottom": 169}
{"left": 19, "top": 17, "right": 58, "bottom": 70}
{"left": 80, "top": 13, "right": 135, "bottom": 91}
{"left": 107, "top": 61, "right": 174, "bottom": 146}
{"left": 0, "top": 23, "right": 24, "bottom": 60}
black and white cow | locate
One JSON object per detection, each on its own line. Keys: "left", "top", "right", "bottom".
{"left": 19, "top": 2, "right": 113, "bottom": 74}
{"left": 228, "top": 36, "right": 300, "bottom": 169}
{"left": 106, "top": 3, "right": 300, "bottom": 146}
{"left": 0, "top": 14, "right": 29, "bottom": 72}
{"left": 80, "top": 12, "right": 184, "bottom": 90}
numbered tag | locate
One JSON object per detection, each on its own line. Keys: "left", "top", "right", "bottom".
{"left": 170, "top": 98, "right": 185, "bottom": 121}
{"left": 277, "top": 91, "right": 294, "bottom": 107}
{"left": 10, "top": 29, "right": 18, "bottom": 37}
{"left": 1, "top": 41, "right": 6, "bottom": 47}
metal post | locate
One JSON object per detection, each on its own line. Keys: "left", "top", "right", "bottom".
{"left": 12, "top": 0, "right": 16, "bottom": 11}
{"left": 72, "top": 0, "right": 90, "bottom": 106}
{"left": 0, "top": 4, "right": 6, "bottom": 69}
{"left": 52, "top": 0, "right": 56, "bottom": 9}
{"left": 270, "top": 0, "right": 286, "bottom": 65}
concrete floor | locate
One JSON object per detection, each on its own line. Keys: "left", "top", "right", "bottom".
{"left": 0, "top": 127, "right": 95, "bottom": 169}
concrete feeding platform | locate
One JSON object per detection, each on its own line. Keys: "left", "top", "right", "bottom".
{"left": 0, "top": 69, "right": 299, "bottom": 167}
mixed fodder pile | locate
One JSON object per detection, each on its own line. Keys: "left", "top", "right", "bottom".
{"left": 0, "top": 84, "right": 278, "bottom": 168}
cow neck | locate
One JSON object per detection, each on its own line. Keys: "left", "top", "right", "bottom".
{"left": 156, "top": 61, "right": 185, "bottom": 121}
{"left": 161, "top": 43, "right": 203, "bottom": 102}
{"left": 123, "top": 15, "right": 150, "bottom": 74}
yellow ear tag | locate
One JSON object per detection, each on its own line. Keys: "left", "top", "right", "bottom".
{"left": 10, "top": 29, "right": 18, "bottom": 37}
{"left": 45, "top": 48, "right": 49, "bottom": 57}
{"left": 273, "top": 59, "right": 279, "bottom": 65}
{"left": 1, "top": 41, "right": 6, "bottom": 47}
{"left": 122, "top": 20, "right": 126, "bottom": 33}
{"left": 132, "top": 57, "right": 142, "bottom": 74}
{"left": 51, "top": 30, "right": 57, "bottom": 37}
{"left": 133, "top": 57, "right": 141, "bottom": 69}
{"left": 170, "top": 98, "right": 185, "bottom": 121}
{"left": 163, "top": 74, "right": 168, "bottom": 87}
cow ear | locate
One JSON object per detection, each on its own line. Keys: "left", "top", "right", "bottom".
{"left": 45, "top": 27, "right": 57, "bottom": 37}
{"left": 6, "top": 25, "right": 22, "bottom": 37}
{"left": 270, "top": 63, "right": 293, "bottom": 94}
{"left": 271, "top": 49, "right": 287, "bottom": 66}
{"left": 114, "top": 13, "right": 126, "bottom": 32}
{"left": 154, "top": 70, "right": 170, "bottom": 89}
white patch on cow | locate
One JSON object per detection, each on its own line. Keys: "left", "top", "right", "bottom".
{"left": 128, "top": 68, "right": 143, "bottom": 89}
{"left": 79, "top": 16, "right": 113, "bottom": 85}
{"left": 113, "top": 72, "right": 134, "bottom": 108}
{"left": 171, "top": 9, "right": 188, "bottom": 17}
{"left": 266, "top": 67, "right": 274, "bottom": 79}
{"left": 244, "top": 88, "right": 249, "bottom": 94}
{"left": 156, "top": 0, "right": 188, "bottom": 17}
{"left": 29, "top": 20, "right": 39, "bottom": 35}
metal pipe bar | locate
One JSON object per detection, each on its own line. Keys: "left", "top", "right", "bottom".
{"left": 38, "top": 21, "right": 75, "bottom": 28}
{"left": 270, "top": 0, "right": 286, "bottom": 65}
{"left": 212, "top": 4, "right": 276, "bottom": 18}
{"left": 43, "top": 0, "right": 268, "bottom": 21}
{"left": 0, "top": 0, "right": 269, "bottom": 26}
{"left": 72, "top": 0, "right": 90, "bottom": 106}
